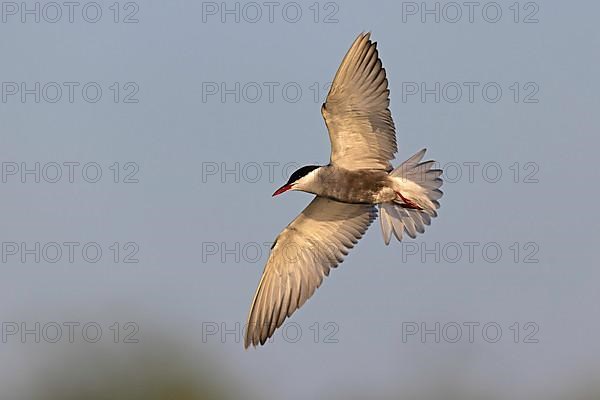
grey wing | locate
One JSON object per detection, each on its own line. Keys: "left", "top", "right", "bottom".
{"left": 321, "top": 32, "right": 397, "bottom": 171}
{"left": 244, "top": 197, "right": 377, "bottom": 348}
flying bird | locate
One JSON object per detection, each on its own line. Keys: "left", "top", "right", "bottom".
{"left": 244, "top": 32, "right": 443, "bottom": 348}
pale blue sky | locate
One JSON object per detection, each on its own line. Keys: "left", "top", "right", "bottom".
{"left": 1, "top": 1, "right": 599, "bottom": 398}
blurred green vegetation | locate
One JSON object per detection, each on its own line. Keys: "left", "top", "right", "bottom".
{"left": 25, "top": 340, "right": 249, "bottom": 400}
{"left": 13, "top": 331, "right": 600, "bottom": 400}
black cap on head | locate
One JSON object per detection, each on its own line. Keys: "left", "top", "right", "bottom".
{"left": 286, "top": 165, "right": 320, "bottom": 185}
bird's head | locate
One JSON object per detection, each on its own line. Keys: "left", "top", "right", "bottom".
{"left": 272, "top": 165, "right": 321, "bottom": 196}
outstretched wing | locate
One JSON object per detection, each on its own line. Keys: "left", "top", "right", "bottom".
{"left": 244, "top": 197, "right": 376, "bottom": 348}
{"left": 321, "top": 32, "right": 397, "bottom": 171}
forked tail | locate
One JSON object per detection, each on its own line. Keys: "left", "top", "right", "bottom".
{"left": 379, "top": 149, "right": 443, "bottom": 245}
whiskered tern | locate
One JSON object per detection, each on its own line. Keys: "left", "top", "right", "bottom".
{"left": 244, "top": 32, "right": 444, "bottom": 348}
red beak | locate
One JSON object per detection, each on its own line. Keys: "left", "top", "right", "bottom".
{"left": 272, "top": 184, "right": 292, "bottom": 196}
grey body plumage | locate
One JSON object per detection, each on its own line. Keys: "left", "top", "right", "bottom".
{"left": 297, "top": 166, "right": 395, "bottom": 204}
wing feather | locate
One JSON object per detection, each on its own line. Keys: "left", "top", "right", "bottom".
{"left": 244, "top": 197, "right": 376, "bottom": 348}
{"left": 322, "top": 32, "right": 397, "bottom": 171}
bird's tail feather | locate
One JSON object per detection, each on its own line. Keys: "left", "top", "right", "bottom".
{"left": 379, "top": 149, "right": 443, "bottom": 245}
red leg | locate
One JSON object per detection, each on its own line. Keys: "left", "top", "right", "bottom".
{"left": 395, "top": 191, "right": 423, "bottom": 210}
